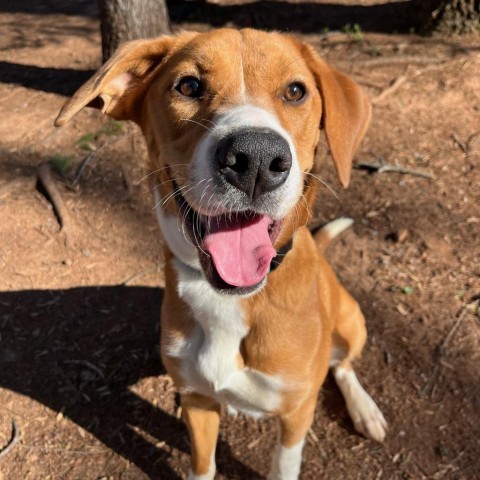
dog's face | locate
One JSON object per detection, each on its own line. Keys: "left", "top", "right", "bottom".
{"left": 56, "top": 29, "right": 371, "bottom": 295}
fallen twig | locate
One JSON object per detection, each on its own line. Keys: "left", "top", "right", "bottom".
{"left": 356, "top": 78, "right": 385, "bottom": 90}
{"left": 122, "top": 265, "right": 160, "bottom": 286}
{"left": 0, "top": 420, "right": 20, "bottom": 459}
{"left": 466, "top": 131, "right": 480, "bottom": 157}
{"left": 73, "top": 135, "right": 127, "bottom": 186}
{"left": 421, "top": 303, "right": 473, "bottom": 397}
{"left": 72, "top": 152, "right": 96, "bottom": 186}
{"left": 451, "top": 130, "right": 480, "bottom": 158}
{"left": 354, "top": 160, "right": 434, "bottom": 179}
{"left": 308, "top": 428, "right": 320, "bottom": 444}
{"left": 372, "top": 75, "right": 407, "bottom": 104}
{"left": 63, "top": 359, "right": 105, "bottom": 379}
{"left": 358, "top": 55, "right": 447, "bottom": 68}
{"left": 36, "top": 162, "right": 72, "bottom": 238}
{"left": 451, "top": 133, "right": 468, "bottom": 154}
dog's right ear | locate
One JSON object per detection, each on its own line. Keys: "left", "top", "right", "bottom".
{"left": 54, "top": 36, "right": 175, "bottom": 126}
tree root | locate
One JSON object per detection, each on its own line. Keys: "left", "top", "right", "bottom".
{"left": 36, "top": 162, "right": 72, "bottom": 241}
{"left": 0, "top": 420, "right": 20, "bottom": 459}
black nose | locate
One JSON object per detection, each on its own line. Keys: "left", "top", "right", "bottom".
{"left": 215, "top": 128, "right": 292, "bottom": 200}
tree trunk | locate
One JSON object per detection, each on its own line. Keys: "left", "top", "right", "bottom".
{"left": 99, "top": 0, "right": 171, "bottom": 62}
{"left": 416, "top": 0, "right": 480, "bottom": 33}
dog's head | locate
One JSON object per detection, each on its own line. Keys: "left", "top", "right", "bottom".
{"left": 56, "top": 29, "right": 370, "bottom": 295}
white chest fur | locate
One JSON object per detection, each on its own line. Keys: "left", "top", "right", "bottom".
{"left": 168, "top": 259, "right": 284, "bottom": 417}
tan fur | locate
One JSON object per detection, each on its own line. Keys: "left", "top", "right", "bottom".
{"left": 56, "top": 28, "right": 382, "bottom": 478}
{"left": 182, "top": 393, "right": 221, "bottom": 476}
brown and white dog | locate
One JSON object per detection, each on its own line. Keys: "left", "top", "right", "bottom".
{"left": 56, "top": 29, "right": 387, "bottom": 479}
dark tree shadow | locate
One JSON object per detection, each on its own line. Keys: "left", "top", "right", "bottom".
{"left": 1, "top": 0, "right": 424, "bottom": 34}
{"left": 0, "top": 286, "right": 260, "bottom": 479}
{"left": 167, "top": 0, "right": 420, "bottom": 34}
{"left": 0, "top": 62, "right": 95, "bottom": 96}
{"left": 0, "top": 0, "right": 99, "bottom": 17}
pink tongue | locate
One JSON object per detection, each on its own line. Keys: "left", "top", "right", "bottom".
{"left": 203, "top": 214, "right": 276, "bottom": 287}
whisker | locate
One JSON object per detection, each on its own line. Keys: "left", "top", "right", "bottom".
{"left": 180, "top": 118, "right": 213, "bottom": 132}
{"left": 305, "top": 172, "right": 339, "bottom": 200}
{"left": 196, "top": 181, "right": 212, "bottom": 238}
{"left": 299, "top": 194, "right": 313, "bottom": 226}
{"left": 150, "top": 175, "right": 187, "bottom": 192}
{"left": 198, "top": 179, "right": 213, "bottom": 213}
{"left": 180, "top": 205, "right": 198, "bottom": 249}
{"left": 293, "top": 202, "right": 301, "bottom": 228}
{"left": 161, "top": 182, "right": 193, "bottom": 206}
{"left": 201, "top": 118, "right": 219, "bottom": 128}
{"left": 179, "top": 183, "right": 201, "bottom": 203}
{"left": 139, "top": 164, "right": 190, "bottom": 184}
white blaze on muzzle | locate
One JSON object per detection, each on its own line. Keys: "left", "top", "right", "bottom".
{"left": 185, "top": 104, "right": 302, "bottom": 289}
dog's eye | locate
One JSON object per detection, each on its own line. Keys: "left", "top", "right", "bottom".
{"left": 176, "top": 77, "right": 203, "bottom": 98}
{"left": 283, "top": 83, "right": 306, "bottom": 103}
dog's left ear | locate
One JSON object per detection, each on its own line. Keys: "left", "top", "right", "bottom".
{"left": 54, "top": 36, "right": 175, "bottom": 126}
{"left": 302, "top": 44, "right": 371, "bottom": 188}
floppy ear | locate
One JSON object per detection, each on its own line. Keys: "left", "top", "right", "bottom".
{"left": 302, "top": 44, "right": 371, "bottom": 188}
{"left": 54, "top": 36, "right": 174, "bottom": 126}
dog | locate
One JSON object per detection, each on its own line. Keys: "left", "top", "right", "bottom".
{"left": 56, "top": 28, "right": 387, "bottom": 479}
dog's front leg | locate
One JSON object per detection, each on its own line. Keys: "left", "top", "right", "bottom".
{"left": 182, "top": 393, "right": 221, "bottom": 480}
{"left": 268, "top": 396, "right": 317, "bottom": 480}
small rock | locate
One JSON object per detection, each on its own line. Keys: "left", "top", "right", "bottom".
{"left": 395, "top": 228, "right": 409, "bottom": 243}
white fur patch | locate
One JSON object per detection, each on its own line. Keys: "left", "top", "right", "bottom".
{"left": 333, "top": 366, "right": 387, "bottom": 442}
{"left": 153, "top": 185, "right": 200, "bottom": 270}
{"left": 153, "top": 182, "right": 284, "bottom": 417}
{"left": 238, "top": 54, "right": 247, "bottom": 102}
{"left": 188, "top": 451, "right": 216, "bottom": 480}
{"left": 190, "top": 104, "right": 302, "bottom": 220}
{"left": 268, "top": 437, "right": 305, "bottom": 480}
{"left": 168, "top": 263, "right": 284, "bottom": 417}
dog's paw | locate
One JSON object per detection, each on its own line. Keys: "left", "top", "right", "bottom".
{"left": 334, "top": 367, "right": 387, "bottom": 442}
{"left": 346, "top": 389, "right": 387, "bottom": 442}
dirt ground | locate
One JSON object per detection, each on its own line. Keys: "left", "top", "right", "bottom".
{"left": 0, "top": 1, "right": 479, "bottom": 479}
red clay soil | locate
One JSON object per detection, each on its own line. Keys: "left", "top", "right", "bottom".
{"left": 0, "top": 1, "right": 479, "bottom": 479}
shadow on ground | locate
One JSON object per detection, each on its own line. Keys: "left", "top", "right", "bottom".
{"left": 0, "top": 62, "right": 95, "bottom": 96}
{"left": 0, "top": 286, "right": 261, "bottom": 479}
{"left": 0, "top": 0, "right": 99, "bottom": 17}
{"left": 167, "top": 0, "right": 423, "bottom": 34}
{"left": 1, "top": 0, "right": 425, "bottom": 36}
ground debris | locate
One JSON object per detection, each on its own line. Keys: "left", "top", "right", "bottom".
{"left": 358, "top": 55, "right": 448, "bottom": 68}
{"left": 0, "top": 420, "right": 19, "bottom": 459}
{"left": 354, "top": 159, "right": 435, "bottom": 179}
{"left": 421, "top": 301, "right": 477, "bottom": 397}
{"left": 372, "top": 74, "right": 407, "bottom": 104}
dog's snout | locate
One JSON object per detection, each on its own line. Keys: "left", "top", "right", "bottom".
{"left": 216, "top": 129, "right": 292, "bottom": 200}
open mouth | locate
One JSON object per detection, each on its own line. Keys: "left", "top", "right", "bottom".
{"left": 173, "top": 180, "right": 283, "bottom": 293}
